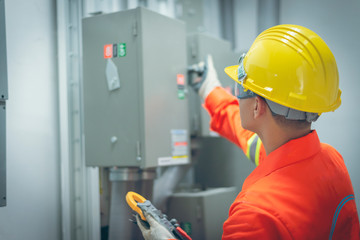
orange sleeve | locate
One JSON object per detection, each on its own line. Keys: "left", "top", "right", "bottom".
{"left": 204, "top": 87, "right": 265, "bottom": 165}
{"left": 222, "top": 202, "right": 292, "bottom": 240}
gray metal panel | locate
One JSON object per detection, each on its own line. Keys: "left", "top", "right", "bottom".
{"left": 187, "top": 34, "right": 202, "bottom": 136}
{"left": 0, "top": 0, "right": 8, "bottom": 100}
{"left": 167, "top": 187, "right": 237, "bottom": 240}
{"left": 0, "top": 101, "right": 5, "bottom": 207}
{"left": 83, "top": 8, "right": 189, "bottom": 168}
{"left": 140, "top": 8, "right": 189, "bottom": 168}
{"left": 187, "top": 33, "right": 239, "bottom": 136}
{"left": 194, "top": 137, "right": 255, "bottom": 190}
{"left": 83, "top": 9, "right": 142, "bottom": 167}
{"left": 175, "top": 0, "right": 205, "bottom": 33}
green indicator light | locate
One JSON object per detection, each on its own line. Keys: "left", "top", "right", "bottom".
{"left": 178, "top": 90, "right": 185, "bottom": 99}
{"left": 118, "top": 43, "right": 126, "bottom": 57}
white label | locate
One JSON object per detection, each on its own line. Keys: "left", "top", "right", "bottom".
{"left": 171, "top": 129, "right": 188, "bottom": 156}
{"left": 105, "top": 59, "right": 120, "bottom": 91}
{"left": 158, "top": 156, "right": 189, "bottom": 166}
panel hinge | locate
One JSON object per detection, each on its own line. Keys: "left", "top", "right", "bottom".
{"left": 136, "top": 141, "right": 142, "bottom": 161}
{"left": 132, "top": 21, "right": 138, "bottom": 36}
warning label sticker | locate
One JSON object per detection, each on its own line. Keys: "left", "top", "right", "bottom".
{"left": 158, "top": 156, "right": 189, "bottom": 166}
{"left": 157, "top": 129, "right": 189, "bottom": 166}
{"left": 171, "top": 129, "right": 188, "bottom": 157}
{"left": 158, "top": 129, "right": 190, "bottom": 166}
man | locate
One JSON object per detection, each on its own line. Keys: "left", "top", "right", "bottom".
{"left": 137, "top": 25, "right": 360, "bottom": 239}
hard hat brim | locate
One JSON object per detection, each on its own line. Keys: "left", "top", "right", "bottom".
{"left": 224, "top": 65, "right": 241, "bottom": 84}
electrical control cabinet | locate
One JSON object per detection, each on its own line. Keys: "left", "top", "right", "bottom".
{"left": 0, "top": 0, "right": 8, "bottom": 100}
{"left": 82, "top": 7, "right": 190, "bottom": 168}
{"left": 187, "top": 33, "right": 239, "bottom": 136}
{"left": 167, "top": 187, "right": 237, "bottom": 240}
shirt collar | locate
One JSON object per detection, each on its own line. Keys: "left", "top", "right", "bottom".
{"left": 243, "top": 130, "right": 321, "bottom": 189}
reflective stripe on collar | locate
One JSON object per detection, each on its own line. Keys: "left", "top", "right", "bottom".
{"left": 246, "top": 134, "right": 262, "bottom": 166}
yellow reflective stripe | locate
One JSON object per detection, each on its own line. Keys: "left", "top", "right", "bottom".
{"left": 254, "top": 138, "right": 262, "bottom": 166}
{"left": 246, "top": 134, "right": 257, "bottom": 162}
{"left": 246, "top": 134, "right": 262, "bottom": 166}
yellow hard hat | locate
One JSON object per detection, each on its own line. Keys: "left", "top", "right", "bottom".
{"left": 225, "top": 24, "right": 341, "bottom": 113}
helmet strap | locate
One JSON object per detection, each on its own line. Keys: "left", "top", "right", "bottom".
{"left": 264, "top": 99, "right": 319, "bottom": 122}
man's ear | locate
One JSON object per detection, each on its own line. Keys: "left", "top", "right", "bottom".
{"left": 253, "top": 96, "right": 267, "bottom": 119}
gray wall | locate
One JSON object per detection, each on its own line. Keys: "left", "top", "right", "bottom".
{"left": 280, "top": 0, "right": 360, "bottom": 214}
{"left": 0, "top": 0, "right": 61, "bottom": 239}
{"left": 232, "top": 0, "right": 258, "bottom": 52}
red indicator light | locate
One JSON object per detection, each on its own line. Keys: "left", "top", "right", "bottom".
{"left": 177, "top": 74, "right": 185, "bottom": 85}
{"left": 104, "top": 44, "right": 113, "bottom": 59}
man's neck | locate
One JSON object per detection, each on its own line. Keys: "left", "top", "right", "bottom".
{"left": 260, "top": 126, "right": 311, "bottom": 155}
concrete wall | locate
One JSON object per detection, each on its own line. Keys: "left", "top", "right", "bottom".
{"left": 280, "top": 0, "right": 360, "bottom": 214}
{"left": 0, "top": 0, "right": 61, "bottom": 239}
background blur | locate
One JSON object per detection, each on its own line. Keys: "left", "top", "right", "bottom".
{"left": 0, "top": 0, "right": 359, "bottom": 239}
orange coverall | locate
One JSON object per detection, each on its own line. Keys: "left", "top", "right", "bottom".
{"left": 204, "top": 87, "right": 360, "bottom": 239}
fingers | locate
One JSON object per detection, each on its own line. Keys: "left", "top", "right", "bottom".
{"left": 143, "top": 212, "right": 158, "bottom": 228}
{"left": 136, "top": 214, "right": 149, "bottom": 232}
{"left": 136, "top": 212, "right": 157, "bottom": 229}
{"left": 207, "top": 54, "right": 214, "bottom": 69}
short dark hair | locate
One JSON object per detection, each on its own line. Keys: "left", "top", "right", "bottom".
{"left": 271, "top": 114, "right": 312, "bottom": 130}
